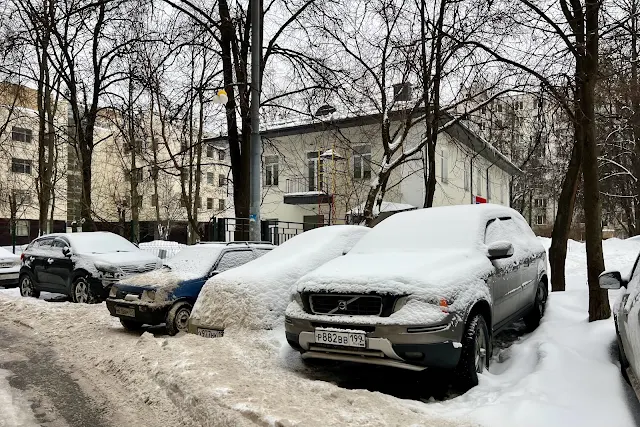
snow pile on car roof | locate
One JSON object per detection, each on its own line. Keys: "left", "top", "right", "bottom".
{"left": 190, "top": 225, "right": 370, "bottom": 330}
{"left": 292, "top": 204, "right": 544, "bottom": 324}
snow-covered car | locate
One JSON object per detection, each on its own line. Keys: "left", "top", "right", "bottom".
{"left": 0, "top": 247, "right": 21, "bottom": 288}
{"left": 106, "top": 242, "right": 273, "bottom": 335}
{"left": 188, "top": 225, "right": 371, "bottom": 337}
{"left": 600, "top": 254, "right": 640, "bottom": 398}
{"left": 286, "top": 204, "right": 548, "bottom": 389}
{"left": 18, "top": 232, "right": 161, "bottom": 303}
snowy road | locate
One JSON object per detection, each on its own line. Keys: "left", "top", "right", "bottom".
{"left": 1, "top": 238, "right": 640, "bottom": 426}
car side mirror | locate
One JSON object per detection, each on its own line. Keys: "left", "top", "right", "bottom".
{"left": 487, "top": 241, "right": 514, "bottom": 260}
{"left": 62, "top": 247, "right": 72, "bottom": 258}
{"left": 599, "top": 271, "right": 625, "bottom": 290}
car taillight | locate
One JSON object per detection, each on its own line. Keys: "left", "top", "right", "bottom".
{"left": 20, "top": 253, "right": 24, "bottom": 261}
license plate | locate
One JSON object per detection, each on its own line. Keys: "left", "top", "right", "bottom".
{"left": 115, "top": 306, "right": 136, "bottom": 317}
{"left": 197, "top": 328, "right": 224, "bottom": 338}
{"left": 314, "top": 329, "right": 366, "bottom": 348}
{"left": 0, "top": 263, "right": 13, "bottom": 268}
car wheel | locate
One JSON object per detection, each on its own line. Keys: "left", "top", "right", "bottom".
{"left": 19, "top": 274, "right": 40, "bottom": 299}
{"left": 455, "top": 313, "right": 490, "bottom": 391}
{"left": 524, "top": 281, "right": 547, "bottom": 331}
{"left": 120, "top": 318, "right": 144, "bottom": 331}
{"left": 165, "top": 301, "right": 192, "bottom": 336}
{"left": 72, "top": 276, "right": 97, "bottom": 304}
{"left": 617, "top": 332, "right": 631, "bottom": 384}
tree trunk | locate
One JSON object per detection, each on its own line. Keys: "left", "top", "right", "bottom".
{"left": 549, "top": 131, "right": 582, "bottom": 292}
{"left": 582, "top": 0, "right": 610, "bottom": 321}
{"left": 80, "top": 139, "right": 95, "bottom": 231}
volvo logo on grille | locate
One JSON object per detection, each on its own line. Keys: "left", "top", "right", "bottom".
{"left": 338, "top": 300, "right": 348, "bottom": 310}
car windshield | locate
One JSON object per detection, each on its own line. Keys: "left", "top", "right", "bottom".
{"left": 350, "top": 207, "right": 480, "bottom": 254}
{"left": 67, "top": 233, "right": 139, "bottom": 254}
{"left": 163, "top": 245, "right": 226, "bottom": 277}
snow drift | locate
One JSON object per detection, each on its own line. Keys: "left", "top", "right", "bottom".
{"left": 189, "top": 225, "right": 370, "bottom": 331}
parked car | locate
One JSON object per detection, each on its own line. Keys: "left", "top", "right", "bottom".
{"left": 0, "top": 247, "right": 21, "bottom": 288}
{"left": 600, "top": 256, "right": 640, "bottom": 398}
{"left": 286, "top": 204, "right": 548, "bottom": 389}
{"left": 19, "top": 232, "right": 161, "bottom": 303}
{"left": 189, "top": 225, "right": 370, "bottom": 337}
{"left": 107, "top": 242, "right": 274, "bottom": 335}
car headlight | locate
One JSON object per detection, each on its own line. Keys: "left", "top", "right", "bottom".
{"left": 109, "top": 286, "right": 118, "bottom": 298}
{"left": 393, "top": 296, "right": 451, "bottom": 313}
{"left": 393, "top": 296, "right": 408, "bottom": 312}
{"left": 141, "top": 289, "right": 156, "bottom": 302}
{"left": 94, "top": 261, "right": 119, "bottom": 273}
{"left": 292, "top": 292, "right": 303, "bottom": 307}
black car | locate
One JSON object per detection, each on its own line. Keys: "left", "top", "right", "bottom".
{"left": 106, "top": 242, "right": 273, "bottom": 335}
{"left": 19, "top": 232, "right": 161, "bottom": 303}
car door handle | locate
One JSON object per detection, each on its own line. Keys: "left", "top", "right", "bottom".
{"left": 47, "top": 258, "right": 54, "bottom": 264}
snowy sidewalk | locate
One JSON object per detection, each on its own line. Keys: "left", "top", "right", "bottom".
{"left": 0, "top": 238, "right": 639, "bottom": 426}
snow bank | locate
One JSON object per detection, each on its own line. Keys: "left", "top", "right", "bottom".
{"left": 190, "top": 225, "right": 370, "bottom": 331}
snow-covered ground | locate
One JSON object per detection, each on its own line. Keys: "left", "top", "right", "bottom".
{"left": 1, "top": 238, "right": 639, "bottom": 426}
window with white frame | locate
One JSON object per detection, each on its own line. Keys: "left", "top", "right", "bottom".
{"left": 12, "top": 189, "right": 31, "bottom": 205}
{"left": 218, "top": 150, "right": 226, "bottom": 161}
{"left": 12, "top": 127, "right": 32, "bottom": 143}
{"left": 207, "top": 172, "right": 214, "bottom": 185}
{"left": 16, "top": 220, "right": 29, "bottom": 237}
{"left": 536, "top": 214, "right": 547, "bottom": 225}
{"left": 206, "top": 144, "right": 214, "bottom": 158}
{"left": 218, "top": 199, "right": 225, "bottom": 211}
{"left": 11, "top": 158, "right": 32, "bottom": 174}
{"left": 464, "top": 162, "right": 470, "bottom": 191}
{"left": 534, "top": 198, "right": 547, "bottom": 208}
{"left": 440, "top": 150, "right": 448, "bottom": 183}
{"left": 207, "top": 197, "right": 213, "bottom": 209}
{"left": 353, "top": 145, "right": 372, "bottom": 179}
{"left": 265, "top": 155, "right": 279, "bottom": 186}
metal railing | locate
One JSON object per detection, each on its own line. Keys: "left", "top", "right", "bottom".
{"left": 285, "top": 176, "right": 330, "bottom": 194}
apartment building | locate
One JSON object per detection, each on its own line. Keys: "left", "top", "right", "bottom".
{"left": 0, "top": 83, "right": 233, "bottom": 246}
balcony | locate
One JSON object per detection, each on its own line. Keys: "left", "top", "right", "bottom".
{"left": 284, "top": 176, "right": 333, "bottom": 205}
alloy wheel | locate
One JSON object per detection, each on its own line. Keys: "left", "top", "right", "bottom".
{"left": 75, "top": 281, "right": 89, "bottom": 303}
{"left": 20, "top": 276, "right": 33, "bottom": 297}
{"left": 474, "top": 326, "right": 488, "bottom": 373}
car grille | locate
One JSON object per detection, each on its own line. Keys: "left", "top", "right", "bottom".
{"left": 114, "top": 288, "right": 142, "bottom": 300}
{"left": 309, "top": 294, "right": 383, "bottom": 316}
{"left": 120, "top": 263, "right": 157, "bottom": 275}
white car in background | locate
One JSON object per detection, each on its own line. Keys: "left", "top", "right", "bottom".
{"left": 188, "top": 225, "right": 371, "bottom": 336}
{"left": 0, "top": 247, "right": 21, "bottom": 288}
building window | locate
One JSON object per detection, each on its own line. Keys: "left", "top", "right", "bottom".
{"left": 218, "top": 199, "right": 225, "bottom": 211}
{"left": 180, "top": 140, "right": 188, "bottom": 151}
{"left": 180, "top": 197, "right": 186, "bottom": 207}
{"left": 464, "top": 163, "right": 470, "bottom": 191}
{"left": 500, "top": 183, "right": 504, "bottom": 203}
{"left": 131, "top": 168, "right": 143, "bottom": 182}
{"left": 206, "top": 144, "right": 214, "bottom": 158}
{"left": 12, "top": 127, "right": 32, "bottom": 143}
{"left": 440, "top": 150, "right": 448, "bottom": 184}
{"left": 12, "top": 189, "right": 31, "bottom": 204}
{"left": 534, "top": 198, "right": 547, "bottom": 208}
{"left": 16, "top": 220, "right": 29, "bottom": 237}
{"left": 307, "top": 152, "right": 324, "bottom": 191}
{"left": 207, "top": 172, "right": 214, "bottom": 185}
{"left": 497, "top": 104, "right": 503, "bottom": 113}
{"left": 536, "top": 214, "right": 547, "bottom": 225}
{"left": 151, "top": 194, "right": 158, "bottom": 207}
{"left": 218, "top": 174, "right": 226, "bottom": 187}
{"left": 207, "top": 197, "right": 213, "bottom": 209}
{"left": 180, "top": 168, "right": 188, "bottom": 182}
{"left": 265, "top": 155, "right": 279, "bottom": 186}
{"left": 353, "top": 145, "right": 372, "bottom": 180}
{"left": 219, "top": 150, "right": 226, "bottom": 161}
{"left": 11, "top": 158, "right": 32, "bottom": 174}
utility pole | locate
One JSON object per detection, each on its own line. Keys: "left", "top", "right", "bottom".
{"left": 249, "top": 0, "right": 262, "bottom": 241}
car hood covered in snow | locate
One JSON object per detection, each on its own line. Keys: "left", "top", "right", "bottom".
{"left": 190, "top": 225, "right": 370, "bottom": 331}
{"left": 117, "top": 268, "right": 192, "bottom": 290}
{"left": 83, "top": 251, "right": 160, "bottom": 268}
{"left": 291, "top": 249, "right": 495, "bottom": 325}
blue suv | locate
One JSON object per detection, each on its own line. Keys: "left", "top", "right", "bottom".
{"left": 106, "top": 242, "right": 273, "bottom": 335}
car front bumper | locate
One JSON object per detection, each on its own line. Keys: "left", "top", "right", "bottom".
{"left": 285, "top": 316, "right": 464, "bottom": 370}
{"left": 106, "top": 298, "right": 171, "bottom": 325}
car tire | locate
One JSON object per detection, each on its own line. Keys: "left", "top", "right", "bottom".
{"left": 120, "top": 318, "right": 144, "bottom": 331}
{"left": 19, "top": 274, "right": 40, "bottom": 299}
{"left": 165, "top": 301, "right": 192, "bottom": 336}
{"left": 455, "top": 313, "right": 490, "bottom": 391}
{"left": 71, "top": 276, "right": 97, "bottom": 304}
{"left": 524, "top": 281, "right": 547, "bottom": 331}
{"left": 617, "top": 332, "right": 631, "bottom": 384}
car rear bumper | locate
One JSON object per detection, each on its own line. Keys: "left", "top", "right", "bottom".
{"left": 285, "top": 316, "right": 464, "bottom": 370}
{"left": 0, "top": 271, "right": 19, "bottom": 287}
{"left": 106, "top": 298, "right": 170, "bottom": 325}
